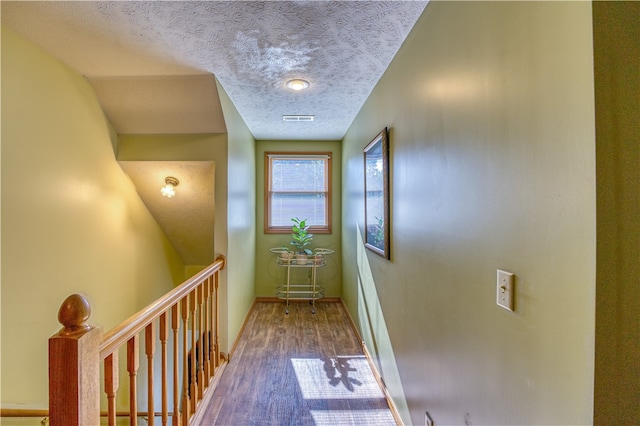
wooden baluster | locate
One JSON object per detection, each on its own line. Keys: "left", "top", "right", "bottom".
{"left": 209, "top": 275, "right": 216, "bottom": 376}
{"left": 49, "top": 294, "right": 101, "bottom": 426}
{"left": 214, "top": 271, "right": 220, "bottom": 368}
{"left": 197, "top": 283, "right": 205, "bottom": 400}
{"left": 171, "top": 305, "right": 181, "bottom": 426}
{"left": 159, "top": 313, "right": 169, "bottom": 426}
{"left": 127, "top": 335, "right": 139, "bottom": 426}
{"left": 104, "top": 352, "right": 119, "bottom": 426}
{"left": 181, "top": 297, "right": 190, "bottom": 425}
{"left": 203, "top": 277, "right": 211, "bottom": 381}
{"left": 145, "top": 323, "right": 156, "bottom": 426}
{"left": 189, "top": 291, "right": 198, "bottom": 413}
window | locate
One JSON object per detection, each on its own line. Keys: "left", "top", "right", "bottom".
{"left": 265, "top": 152, "right": 332, "bottom": 234}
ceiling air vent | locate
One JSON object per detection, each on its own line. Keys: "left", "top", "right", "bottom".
{"left": 282, "top": 115, "right": 315, "bottom": 122}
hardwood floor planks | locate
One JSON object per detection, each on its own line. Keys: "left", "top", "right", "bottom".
{"left": 197, "top": 301, "right": 395, "bottom": 425}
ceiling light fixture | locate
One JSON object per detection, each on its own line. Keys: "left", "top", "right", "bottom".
{"left": 286, "top": 79, "right": 310, "bottom": 91}
{"left": 161, "top": 176, "right": 179, "bottom": 198}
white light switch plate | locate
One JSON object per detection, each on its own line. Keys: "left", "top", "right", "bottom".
{"left": 497, "top": 269, "right": 515, "bottom": 311}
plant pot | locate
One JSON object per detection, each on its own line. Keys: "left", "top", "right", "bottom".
{"left": 294, "top": 253, "right": 310, "bottom": 265}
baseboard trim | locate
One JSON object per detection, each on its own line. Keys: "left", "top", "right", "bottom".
{"left": 338, "top": 299, "right": 404, "bottom": 426}
{"left": 227, "top": 298, "right": 259, "bottom": 360}
{"left": 254, "top": 296, "right": 342, "bottom": 303}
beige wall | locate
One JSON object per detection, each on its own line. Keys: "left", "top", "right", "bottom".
{"left": 593, "top": 2, "right": 640, "bottom": 423}
{"left": 254, "top": 140, "right": 342, "bottom": 298}
{"left": 1, "top": 26, "right": 185, "bottom": 408}
{"left": 342, "top": 2, "right": 596, "bottom": 425}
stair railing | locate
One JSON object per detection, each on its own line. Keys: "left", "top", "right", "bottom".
{"left": 48, "top": 255, "right": 226, "bottom": 426}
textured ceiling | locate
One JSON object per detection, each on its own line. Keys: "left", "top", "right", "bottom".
{"left": 1, "top": 1, "right": 428, "bottom": 140}
{"left": 2, "top": 1, "right": 428, "bottom": 266}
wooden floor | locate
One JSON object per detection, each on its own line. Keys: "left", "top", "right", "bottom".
{"left": 197, "top": 301, "right": 396, "bottom": 425}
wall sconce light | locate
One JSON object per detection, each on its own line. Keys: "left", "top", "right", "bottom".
{"left": 161, "top": 176, "right": 179, "bottom": 198}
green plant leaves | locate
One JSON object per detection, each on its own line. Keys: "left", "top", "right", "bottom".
{"left": 290, "top": 217, "right": 313, "bottom": 254}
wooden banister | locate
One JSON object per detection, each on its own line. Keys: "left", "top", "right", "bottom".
{"left": 0, "top": 408, "right": 49, "bottom": 417}
{"left": 0, "top": 408, "right": 186, "bottom": 418}
{"left": 48, "top": 255, "right": 226, "bottom": 426}
{"left": 100, "top": 256, "right": 225, "bottom": 358}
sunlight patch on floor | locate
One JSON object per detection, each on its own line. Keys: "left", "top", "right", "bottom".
{"left": 291, "top": 356, "right": 385, "bottom": 400}
{"left": 310, "top": 409, "right": 396, "bottom": 425}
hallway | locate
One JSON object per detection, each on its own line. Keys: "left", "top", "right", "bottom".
{"left": 197, "top": 301, "right": 396, "bottom": 425}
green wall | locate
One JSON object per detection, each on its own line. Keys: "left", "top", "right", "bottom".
{"left": 341, "top": 2, "right": 596, "bottom": 424}
{"left": 217, "top": 81, "right": 257, "bottom": 350}
{"left": 116, "top": 130, "right": 241, "bottom": 353}
{"left": 112, "top": 83, "right": 259, "bottom": 355}
{"left": 1, "top": 26, "right": 185, "bottom": 410}
{"left": 254, "top": 140, "right": 342, "bottom": 298}
{"left": 593, "top": 1, "right": 640, "bottom": 423}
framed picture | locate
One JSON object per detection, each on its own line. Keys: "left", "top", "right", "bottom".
{"left": 363, "top": 128, "right": 390, "bottom": 259}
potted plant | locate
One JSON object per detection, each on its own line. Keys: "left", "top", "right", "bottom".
{"left": 290, "top": 217, "right": 313, "bottom": 264}
{"left": 311, "top": 247, "right": 334, "bottom": 266}
{"left": 269, "top": 246, "right": 294, "bottom": 264}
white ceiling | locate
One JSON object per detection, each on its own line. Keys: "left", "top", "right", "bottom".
{"left": 1, "top": 1, "right": 428, "bottom": 140}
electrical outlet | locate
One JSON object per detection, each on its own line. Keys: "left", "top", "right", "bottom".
{"left": 425, "top": 411, "right": 434, "bottom": 426}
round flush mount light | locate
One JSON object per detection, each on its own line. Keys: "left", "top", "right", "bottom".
{"left": 286, "top": 79, "right": 310, "bottom": 91}
{"left": 161, "top": 176, "right": 179, "bottom": 198}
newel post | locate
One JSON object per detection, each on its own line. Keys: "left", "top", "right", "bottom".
{"left": 49, "top": 294, "right": 101, "bottom": 426}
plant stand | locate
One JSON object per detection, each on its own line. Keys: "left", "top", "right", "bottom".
{"left": 270, "top": 248, "right": 334, "bottom": 314}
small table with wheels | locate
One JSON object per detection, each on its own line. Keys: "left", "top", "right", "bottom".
{"left": 270, "top": 248, "right": 334, "bottom": 314}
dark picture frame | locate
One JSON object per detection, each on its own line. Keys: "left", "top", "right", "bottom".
{"left": 363, "top": 128, "right": 390, "bottom": 259}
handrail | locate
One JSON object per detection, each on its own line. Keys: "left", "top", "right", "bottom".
{"left": 100, "top": 255, "right": 225, "bottom": 358}
{"left": 48, "top": 255, "right": 227, "bottom": 426}
{"left": 0, "top": 409, "right": 50, "bottom": 426}
{"left": 0, "top": 408, "right": 178, "bottom": 417}
{"left": 0, "top": 408, "right": 49, "bottom": 417}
